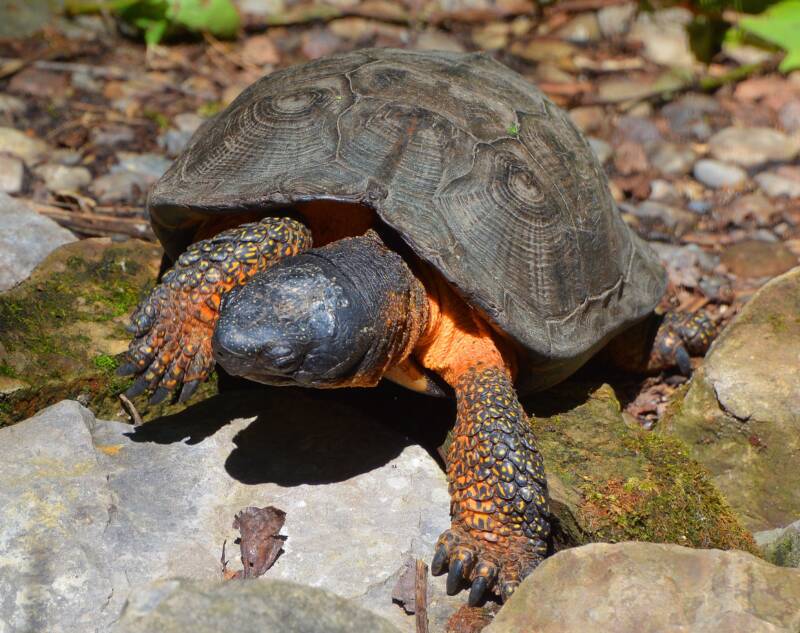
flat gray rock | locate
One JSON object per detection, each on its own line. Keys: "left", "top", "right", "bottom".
{"left": 486, "top": 542, "right": 800, "bottom": 633}
{"left": 0, "top": 390, "right": 458, "bottom": 633}
{"left": 0, "top": 192, "right": 76, "bottom": 291}
{"left": 114, "top": 578, "right": 402, "bottom": 633}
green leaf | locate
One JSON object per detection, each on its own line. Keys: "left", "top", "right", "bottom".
{"left": 167, "top": 0, "right": 240, "bottom": 39}
{"left": 739, "top": 0, "right": 800, "bottom": 72}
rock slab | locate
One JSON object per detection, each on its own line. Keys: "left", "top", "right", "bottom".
{"left": 114, "top": 578, "right": 402, "bottom": 633}
{"left": 662, "top": 267, "right": 800, "bottom": 531}
{"left": 0, "top": 192, "right": 75, "bottom": 291}
{"left": 486, "top": 542, "right": 800, "bottom": 633}
{"left": 0, "top": 396, "right": 457, "bottom": 633}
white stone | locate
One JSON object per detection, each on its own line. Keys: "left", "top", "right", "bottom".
{"left": 693, "top": 159, "right": 747, "bottom": 189}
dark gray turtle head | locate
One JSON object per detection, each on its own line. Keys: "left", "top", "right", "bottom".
{"left": 212, "top": 253, "right": 376, "bottom": 388}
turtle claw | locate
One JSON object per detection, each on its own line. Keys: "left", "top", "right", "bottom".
{"left": 446, "top": 559, "right": 466, "bottom": 595}
{"left": 433, "top": 526, "right": 542, "bottom": 604}
{"left": 125, "top": 376, "right": 148, "bottom": 399}
{"left": 431, "top": 544, "right": 448, "bottom": 576}
{"left": 179, "top": 379, "right": 200, "bottom": 403}
{"left": 116, "top": 362, "right": 138, "bottom": 377}
{"left": 149, "top": 386, "right": 171, "bottom": 405}
{"left": 468, "top": 576, "right": 489, "bottom": 607}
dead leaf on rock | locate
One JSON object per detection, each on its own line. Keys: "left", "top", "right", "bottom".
{"left": 222, "top": 505, "right": 287, "bottom": 580}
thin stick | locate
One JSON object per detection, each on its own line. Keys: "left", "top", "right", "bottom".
{"left": 415, "top": 559, "right": 429, "bottom": 633}
{"left": 118, "top": 393, "right": 143, "bottom": 426}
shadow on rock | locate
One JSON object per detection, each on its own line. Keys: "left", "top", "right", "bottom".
{"left": 128, "top": 379, "right": 454, "bottom": 486}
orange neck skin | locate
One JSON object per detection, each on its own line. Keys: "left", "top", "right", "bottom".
{"left": 412, "top": 264, "right": 519, "bottom": 388}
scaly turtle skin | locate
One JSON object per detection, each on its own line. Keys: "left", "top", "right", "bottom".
{"left": 120, "top": 49, "right": 716, "bottom": 605}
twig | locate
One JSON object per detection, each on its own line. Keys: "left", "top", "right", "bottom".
{"left": 415, "top": 559, "right": 429, "bottom": 633}
{"left": 118, "top": 393, "right": 143, "bottom": 426}
{"left": 30, "top": 202, "right": 155, "bottom": 240}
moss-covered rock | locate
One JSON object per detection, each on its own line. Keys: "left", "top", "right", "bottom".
{"left": 659, "top": 267, "right": 800, "bottom": 532}
{"left": 0, "top": 238, "right": 216, "bottom": 427}
{"left": 529, "top": 383, "right": 756, "bottom": 553}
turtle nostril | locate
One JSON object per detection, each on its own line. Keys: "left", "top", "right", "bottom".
{"left": 263, "top": 344, "right": 302, "bottom": 373}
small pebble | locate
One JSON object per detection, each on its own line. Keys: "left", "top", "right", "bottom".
{"left": 649, "top": 143, "right": 696, "bottom": 176}
{"left": 693, "top": 159, "right": 747, "bottom": 189}
{"left": 755, "top": 169, "right": 800, "bottom": 198}
{"left": 0, "top": 127, "right": 48, "bottom": 165}
{"left": 35, "top": 164, "right": 92, "bottom": 192}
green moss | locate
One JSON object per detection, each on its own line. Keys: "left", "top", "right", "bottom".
{"left": 768, "top": 313, "right": 787, "bottom": 333}
{"left": 0, "top": 239, "right": 213, "bottom": 427}
{"left": 530, "top": 383, "right": 756, "bottom": 553}
{"left": 93, "top": 353, "right": 119, "bottom": 372}
{"left": 0, "top": 362, "right": 17, "bottom": 378}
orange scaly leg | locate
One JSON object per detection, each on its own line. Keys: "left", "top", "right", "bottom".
{"left": 119, "top": 216, "right": 312, "bottom": 403}
{"left": 432, "top": 364, "right": 550, "bottom": 605}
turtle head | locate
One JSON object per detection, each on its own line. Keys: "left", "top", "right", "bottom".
{"left": 212, "top": 233, "right": 427, "bottom": 388}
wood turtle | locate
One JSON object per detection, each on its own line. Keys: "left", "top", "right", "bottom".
{"left": 120, "top": 48, "right": 715, "bottom": 605}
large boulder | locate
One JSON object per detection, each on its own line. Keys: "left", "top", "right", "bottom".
{"left": 0, "top": 396, "right": 460, "bottom": 633}
{"left": 660, "top": 267, "right": 800, "bottom": 531}
{"left": 486, "top": 542, "right": 800, "bottom": 633}
{"left": 113, "top": 578, "right": 402, "bottom": 633}
{"left": 529, "top": 383, "right": 755, "bottom": 552}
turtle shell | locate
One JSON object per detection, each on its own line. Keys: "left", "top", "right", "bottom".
{"left": 148, "top": 48, "right": 666, "bottom": 391}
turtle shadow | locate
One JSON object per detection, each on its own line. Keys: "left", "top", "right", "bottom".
{"left": 224, "top": 381, "right": 453, "bottom": 486}
{"left": 127, "top": 380, "right": 453, "bottom": 487}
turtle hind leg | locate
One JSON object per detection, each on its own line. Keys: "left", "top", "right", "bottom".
{"left": 119, "top": 216, "right": 312, "bottom": 404}
{"left": 602, "top": 309, "right": 717, "bottom": 376}
{"left": 432, "top": 364, "right": 550, "bottom": 605}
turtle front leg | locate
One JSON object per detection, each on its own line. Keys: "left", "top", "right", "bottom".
{"left": 432, "top": 364, "right": 549, "bottom": 605}
{"left": 119, "top": 216, "right": 312, "bottom": 403}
